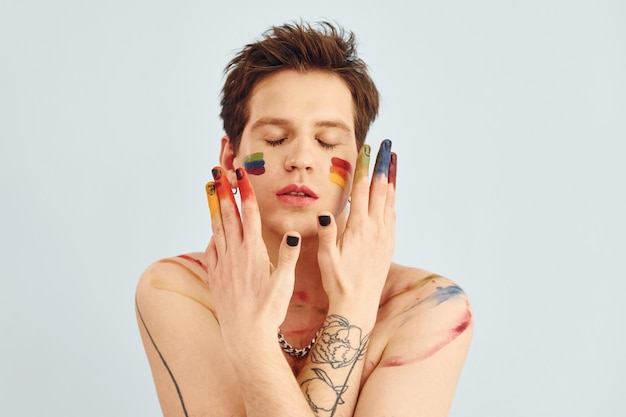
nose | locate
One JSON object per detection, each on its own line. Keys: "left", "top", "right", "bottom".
{"left": 284, "top": 139, "right": 315, "bottom": 172}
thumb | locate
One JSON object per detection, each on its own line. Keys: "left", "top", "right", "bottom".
{"left": 316, "top": 212, "right": 339, "bottom": 278}
{"left": 272, "top": 232, "right": 301, "bottom": 288}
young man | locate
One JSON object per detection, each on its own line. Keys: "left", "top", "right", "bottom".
{"left": 136, "top": 22, "right": 473, "bottom": 417}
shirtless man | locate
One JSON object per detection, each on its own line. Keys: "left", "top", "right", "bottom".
{"left": 136, "top": 21, "right": 473, "bottom": 417}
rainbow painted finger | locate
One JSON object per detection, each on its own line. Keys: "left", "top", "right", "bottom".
{"left": 244, "top": 152, "right": 266, "bottom": 175}
{"left": 374, "top": 139, "right": 392, "bottom": 178}
{"left": 389, "top": 152, "right": 397, "bottom": 188}
{"left": 329, "top": 157, "right": 353, "bottom": 190}
{"left": 205, "top": 181, "right": 220, "bottom": 220}
{"left": 211, "top": 166, "right": 240, "bottom": 218}
{"left": 235, "top": 167, "right": 255, "bottom": 203}
{"left": 353, "top": 144, "right": 371, "bottom": 185}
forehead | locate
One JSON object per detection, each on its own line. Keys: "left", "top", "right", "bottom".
{"left": 245, "top": 69, "right": 355, "bottom": 132}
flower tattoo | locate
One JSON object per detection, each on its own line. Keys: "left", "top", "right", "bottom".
{"left": 311, "top": 315, "right": 368, "bottom": 368}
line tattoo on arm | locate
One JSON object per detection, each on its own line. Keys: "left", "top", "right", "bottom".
{"left": 300, "top": 315, "right": 370, "bottom": 415}
{"left": 136, "top": 298, "right": 189, "bottom": 417}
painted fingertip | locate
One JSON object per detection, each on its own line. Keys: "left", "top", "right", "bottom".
{"left": 286, "top": 235, "right": 300, "bottom": 247}
{"left": 318, "top": 215, "right": 331, "bottom": 227}
{"left": 205, "top": 182, "right": 216, "bottom": 196}
{"left": 211, "top": 167, "right": 222, "bottom": 180}
{"left": 389, "top": 152, "right": 397, "bottom": 187}
{"left": 374, "top": 139, "right": 392, "bottom": 177}
{"left": 235, "top": 167, "right": 244, "bottom": 181}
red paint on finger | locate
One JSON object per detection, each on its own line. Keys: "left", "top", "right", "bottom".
{"left": 388, "top": 152, "right": 397, "bottom": 188}
{"left": 236, "top": 168, "right": 255, "bottom": 202}
{"left": 212, "top": 167, "right": 240, "bottom": 217}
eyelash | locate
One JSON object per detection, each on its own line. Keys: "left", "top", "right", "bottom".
{"left": 265, "top": 139, "right": 286, "bottom": 147}
{"left": 265, "top": 138, "right": 337, "bottom": 150}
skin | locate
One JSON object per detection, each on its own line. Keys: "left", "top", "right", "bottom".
{"left": 136, "top": 69, "right": 473, "bottom": 417}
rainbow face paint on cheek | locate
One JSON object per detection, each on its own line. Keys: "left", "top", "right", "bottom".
{"left": 329, "top": 157, "right": 352, "bottom": 190}
{"left": 244, "top": 152, "right": 266, "bottom": 175}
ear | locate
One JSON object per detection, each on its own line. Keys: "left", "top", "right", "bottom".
{"left": 219, "top": 135, "right": 238, "bottom": 188}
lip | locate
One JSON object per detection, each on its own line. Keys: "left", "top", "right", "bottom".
{"left": 275, "top": 184, "right": 319, "bottom": 207}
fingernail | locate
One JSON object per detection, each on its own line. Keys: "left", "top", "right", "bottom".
{"left": 363, "top": 144, "right": 371, "bottom": 157}
{"left": 286, "top": 235, "right": 300, "bottom": 247}
{"left": 205, "top": 182, "right": 216, "bottom": 196}
{"left": 236, "top": 168, "right": 243, "bottom": 181}
{"left": 318, "top": 215, "right": 331, "bottom": 227}
{"left": 382, "top": 139, "right": 392, "bottom": 151}
{"left": 212, "top": 168, "right": 221, "bottom": 180}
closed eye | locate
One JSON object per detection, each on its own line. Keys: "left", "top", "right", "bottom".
{"left": 316, "top": 138, "right": 337, "bottom": 150}
{"left": 265, "top": 138, "right": 286, "bottom": 147}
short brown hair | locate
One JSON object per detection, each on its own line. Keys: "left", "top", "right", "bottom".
{"left": 220, "top": 21, "right": 379, "bottom": 154}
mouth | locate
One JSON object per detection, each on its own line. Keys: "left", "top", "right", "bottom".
{"left": 275, "top": 184, "right": 318, "bottom": 206}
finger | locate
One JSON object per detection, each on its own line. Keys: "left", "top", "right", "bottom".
{"left": 236, "top": 168, "right": 263, "bottom": 245}
{"left": 316, "top": 212, "right": 340, "bottom": 279}
{"left": 348, "top": 144, "right": 371, "bottom": 216}
{"left": 205, "top": 181, "right": 226, "bottom": 254}
{"left": 272, "top": 232, "right": 301, "bottom": 295}
{"left": 369, "top": 139, "right": 392, "bottom": 216}
{"left": 204, "top": 237, "right": 218, "bottom": 275}
{"left": 385, "top": 152, "right": 397, "bottom": 226}
{"left": 212, "top": 166, "right": 242, "bottom": 244}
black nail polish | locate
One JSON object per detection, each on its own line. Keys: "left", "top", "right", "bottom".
{"left": 318, "top": 215, "right": 331, "bottom": 227}
{"left": 212, "top": 168, "right": 221, "bottom": 180}
{"left": 236, "top": 168, "right": 243, "bottom": 181}
{"left": 286, "top": 235, "right": 300, "bottom": 247}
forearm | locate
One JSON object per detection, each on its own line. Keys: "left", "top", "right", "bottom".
{"left": 296, "top": 309, "right": 376, "bottom": 417}
{"left": 227, "top": 335, "right": 317, "bottom": 416}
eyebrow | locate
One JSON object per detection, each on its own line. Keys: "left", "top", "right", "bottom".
{"left": 249, "top": 117, "right": 352, "bottom": 133}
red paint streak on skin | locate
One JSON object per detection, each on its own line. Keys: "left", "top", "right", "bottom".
{"left": 176, "top": 254, "right": 208, "bottom": 272}
{"left": 294, "top": 290, "right": 308, "bottom": 302}
{"left": 379, "top": 308, "right": 473, "bottom": 368}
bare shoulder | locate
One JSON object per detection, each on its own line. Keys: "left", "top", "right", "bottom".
{"left": 374, "top": 262, "right": 474, "bottom": 365}
{"left": 355, "top": 264, "right": 474, "bottom": 416}
{"left": 135, "top": 252, "right": 246, "bottom": 416}
{"left": 136, "top": 251, "right": 215, "bottom": 315}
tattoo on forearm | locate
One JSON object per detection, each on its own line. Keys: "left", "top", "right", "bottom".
{"left": 301, "top": 315, "right": 369, "bottom": 415}
{"left": 136, "top": 298, "right": 189, "bottom": 417}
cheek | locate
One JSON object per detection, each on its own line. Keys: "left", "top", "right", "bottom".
{"left": 329, "top": 156, "right": 353, "bottom": 191}
{"left": 243, "top": 152, "right": 266, "bottom": 176}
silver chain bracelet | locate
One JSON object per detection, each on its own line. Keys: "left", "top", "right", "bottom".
{"left": 277, "top": 328, "right": 319, "bottom": 359}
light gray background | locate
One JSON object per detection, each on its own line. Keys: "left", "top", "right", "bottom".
{"left": 1, "top": 0, "right": 624, "bottom": 416}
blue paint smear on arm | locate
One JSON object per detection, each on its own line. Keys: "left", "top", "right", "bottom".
{"left": 407, "top": 285, "right": 465, "bottom": 311}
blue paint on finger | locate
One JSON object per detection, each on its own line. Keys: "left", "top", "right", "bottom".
{"left": 374, "top": 139, "right": 392, "bottom": 177}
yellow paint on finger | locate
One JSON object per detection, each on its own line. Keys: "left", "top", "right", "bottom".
{"left": 205, "top": 181, "right": 220, "bottom": 219}
{"left": 353, "top": 144, "right": 371, "bottom": 185}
